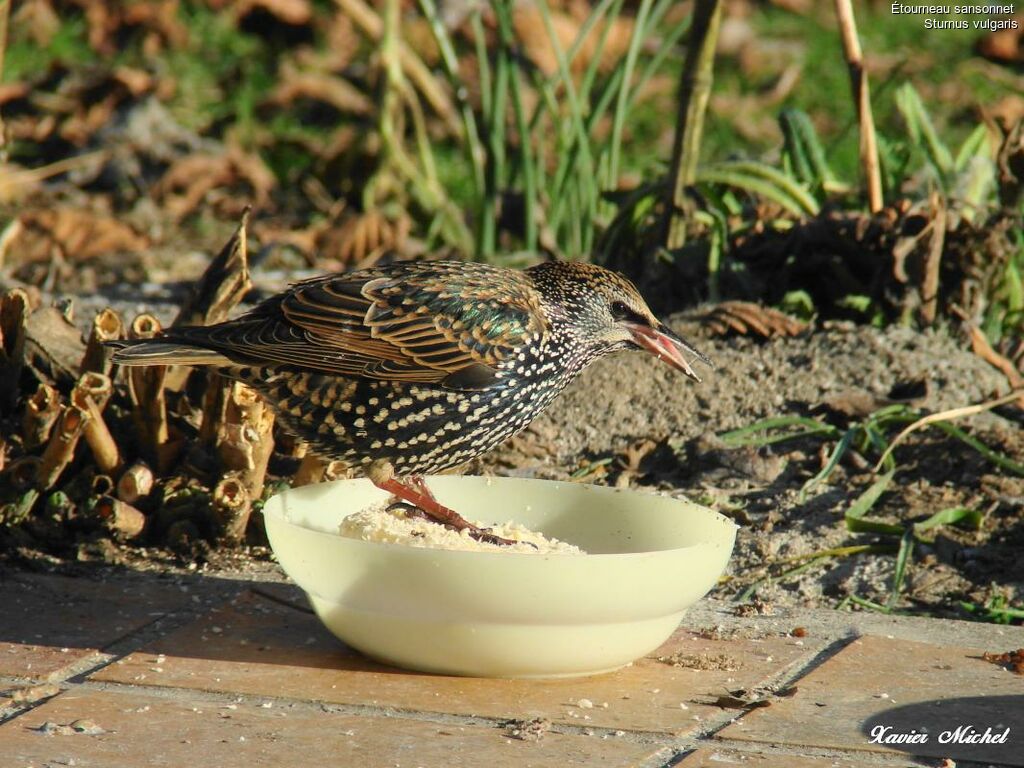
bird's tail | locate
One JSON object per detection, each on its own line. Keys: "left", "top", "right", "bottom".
{"left": 107, "top": 339, "right": 233, "bottom": 367}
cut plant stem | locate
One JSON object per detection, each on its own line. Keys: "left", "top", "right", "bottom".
{"left": 127, "top": 314, "right": 172, "bottom": 470}
{"left": 80, "top": 307, "right": 124, "bottom": 376}
{"left": 36, "top": 404, "right": 90, "bottom": 490}
{"left": 0, "top": 288, "right": 30, "bottom": 411}
{"left": 834, "top": 0, "right": 883, "bottom": 213}
{"left": 216, "top": 382, "right": 275, "bottom": 502}
{"left": 117, "top": 462, "right": 154, "bottom": 505}
{"left": 213, "top": 474, "right": 252, "bottom": 543}
{"left": 22, "top": 383, "right": 61, "bottom": 450}
{"left": 72, "top": 373, "right": 120, "bottom": 474}
{"left": 663, "top": 0, "right": 723, "bottom": 249}
{"left": 293, "top": 452, "right": 327, "bottom": 486}
{"left": 93, "top": 495, "right": 146, "bottom": 539}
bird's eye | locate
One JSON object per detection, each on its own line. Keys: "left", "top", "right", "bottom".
{"left": 610, "top": 301, "right": 632, "bottom": 320}
{"left": 610, "top": 300, "right": 645, "bottom": 324}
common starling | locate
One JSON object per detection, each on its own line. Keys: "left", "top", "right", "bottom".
{"left": 111, "top": 260, "right": 712, "bottom": 543}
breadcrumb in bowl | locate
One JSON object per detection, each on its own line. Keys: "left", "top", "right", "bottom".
{"left": 264, "top": 475, "right": 736, "bottom": 678}
{"left": 337, "top": 502, "right": 585, "bottom": 554}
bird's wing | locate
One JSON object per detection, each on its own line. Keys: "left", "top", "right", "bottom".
{"left": 193, "top": 264, "right": 547, "bottom": 387}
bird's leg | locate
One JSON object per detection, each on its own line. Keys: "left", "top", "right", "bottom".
{"left": 373, "top": 476, "right": 520, "bottom": 547}
{"left": 365, "top": 459, "right": 518, "bottom": 546}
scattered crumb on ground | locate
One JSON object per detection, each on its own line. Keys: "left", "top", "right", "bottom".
{"left": 657, "top": 651, "right": 741, "bottom": 671}
{"left": 982, "top": 648, "right": 1024, "bottom": 675}
{"left": 504, "top": 717, "right": 551, "bottom": 742}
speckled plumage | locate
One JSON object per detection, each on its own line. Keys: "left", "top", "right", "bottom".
{"left": 112, "top": 260, "right": 711, "bottom": 476}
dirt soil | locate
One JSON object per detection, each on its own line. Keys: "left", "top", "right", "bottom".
{"left": 5, "top": 263, "right": 1024, "bottom": 623}
{"left": 481, "top": 317, "right": 1024, "bottom": 618}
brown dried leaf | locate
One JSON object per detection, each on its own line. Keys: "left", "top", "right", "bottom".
{"left": 70, "top": 0, "right": 187, "bottom": 56}
{"left": 155, "top": 144, "right": 275, "bottom": 220}
{"left": 6, "top": 209, "right": 150, "bottom": 265}
{"left": 269, "top": 65, "right": 372, "bottom": 116}
{"left": 982, "top": 648, "right": 1024, "bottom": 675}
{"left": 510, "top": 3, "right": 634, "bottom": 77}
{"left": 11, "top": 0, "right": 60, "bottom": 47}
{"left": 977, "top": 15, "right": 1024, "bottom": 64}
{"left": 317, "top": 210, "right": 410, "bottom": 266}
{"left": 703, "top": 301, "right": 808, "bottom": 339}
{"left": 234, "top": 0, "right": 312, "bottom": 25}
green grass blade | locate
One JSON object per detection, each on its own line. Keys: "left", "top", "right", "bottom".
{"left": 846, "top": 469, "right": 896, "bottom": 523}
{"left": 954, "top": 123, "right": 990, "bottom": 174}
{"left": 492, "top": 0, "right": 536, "bottom": 251}
{"left": 895, "top": 82, "right": 953, "bottom": 180}
{"left": 416, "top": 0, "right": 485, "bottom": 198}
{"left": 718, "top": 416, "right": 839, "bottom": 448}
{"left": 799, "top": 429, "right": 855, "bottom": 501}
{"left": 886, "top": 529, "right": 915, "bottom": 610}
{"left": 914, "top": 506, "right": 984, "bottom": 535}
{"left": 697, "top": 161, "right": 821, "bottom": 216}
{"left": 930, "top": 421, "right": 1024, "bottom": 476}
{"left": 605, "top": 0, "right": 655, "bottom": 196}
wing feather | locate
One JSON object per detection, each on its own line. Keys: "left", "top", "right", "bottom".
{"left": 174, "top": 262, "right": 547, "bottom": 389}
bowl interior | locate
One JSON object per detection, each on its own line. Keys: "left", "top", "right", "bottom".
{"left": 266, "top": 475, "right": 734, "bottom": 555}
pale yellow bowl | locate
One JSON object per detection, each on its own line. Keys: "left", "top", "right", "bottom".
{"left": 263, "top": 476, "right": 736, "bottom": 678}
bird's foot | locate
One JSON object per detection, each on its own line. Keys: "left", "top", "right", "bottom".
{"left": 375, "top": 476, "right": 525, "bottom": 547}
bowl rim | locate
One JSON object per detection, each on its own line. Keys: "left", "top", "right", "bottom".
{"left": 263, "top": 475, "right": 738, "bottom": 562}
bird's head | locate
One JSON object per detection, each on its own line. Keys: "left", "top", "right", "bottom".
{"left": 527, "top": 261, "right": 713, "bottom": 382}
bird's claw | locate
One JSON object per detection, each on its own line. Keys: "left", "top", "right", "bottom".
{"left": 385, "top": 500, "right": 531, "bottom": 548}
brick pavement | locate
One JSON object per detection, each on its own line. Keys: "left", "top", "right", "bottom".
{"left": 1, "top": 569, "right": 1021, "bottom": 767}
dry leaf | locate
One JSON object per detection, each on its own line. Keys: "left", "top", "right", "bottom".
{"left": 982, "top": 648, "right": 1024, "bottom": 675}
{"left": 977, "top": 15, "right": 1024, "bottom": 64}
{"left": 702, "top": 301, "right": 808, "bottom": 339}
{"left": 4, "top": 209, "right": 150, "bottom": 265}
{"left": 269, "top": 64, "right": 372, "bottom": 116}
{"left": 510, "top": 2, "right": 633, "bottom": 77}
{"left": 317, "top": 210, "right": 410, "bottom": 266}
{"left": 69, "top": 0, "right": 187, "bottom": 56}
{"left": 234, "top": 0, "right": 313, "bottom": 26}
{"left": 11, "top": 0, "right": 60, "bottom": 47}
{"left": 155, "top": 144, "right": 275, "bottom": 220}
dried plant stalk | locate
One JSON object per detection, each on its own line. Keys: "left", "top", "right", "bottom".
{"left": 91, "top": 474, "right": 115, "bottom": 496}
{"left": 71, "top": 373, "right": 121, "bottom": 474}
{"left": 23, "top": 383, "right": 61, "bottom": 450}
{"left": 834, "top": 0, "right": 883, "bottom": 213}
{"left": 127, "top": 313, "right": 171, "bottom": 469}
{"left": 663, "top": 0, "right": 723, "bottom": 249}
{"left": 117, "top": 462, "right": 155, "bottom": 505}
{"left": 166, "top": 210, "right": 254, "bottom": 392}
{"left": 213, "top": 473, "right": 252, "bottom": 543}
{"left": 94, "top": 495, "right": 146, "bottom": 539}
{"left": 199, "top": 370, "right": 230, "bottom": 444}
{"left": 216, "top": 383, "right": 275, "bottom": 501}
{"left": 80, "top": 307, "right": 125, "bottom": 376}
{"left": 173, "top": 208, "right": 253, "bottom": 328}
{"left": 0, "top": 288, "right": 31, "bottom": 410}
{"left": 8, "top": 456, "right": 41, "bottom": 489}
{"left": 36, "top": 404, "right": 90, "bottom": 490}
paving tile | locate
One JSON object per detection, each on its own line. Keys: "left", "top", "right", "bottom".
{"left": 718, "top": 634, "right": 1024, "bottom": 766}
{"left": 675, "top": 747, "right": 881, "bottom": 767}
{"left": 91, "top": 591, "right": 819, "bottom": 736}
{"left": 0, "top": 687, "right": 659, "bottom": 767}
{"left": 0, "top": 573, "right": 193, "bottom": 681}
